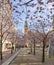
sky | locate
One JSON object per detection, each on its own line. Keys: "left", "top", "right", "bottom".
{"left": 10, "top": 0, "right": 54, "bottom": 33}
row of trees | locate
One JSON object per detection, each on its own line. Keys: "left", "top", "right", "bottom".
{"left": 0, "top": 0, "right": 19, "bottom": 60}
{"left": 0, "top": 0, "right": 12, "bottom": 60}
{"left": 11, "top": 0, "right": 54, "bottom": 63}
{"left": 27, "top": 15, "right": 54, "bottom": 62}
{"left": 0, "top": 0, "right": 54, "bottom": 62}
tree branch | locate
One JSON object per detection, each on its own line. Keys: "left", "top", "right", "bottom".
{"left": 22, "top": 0, "right": 34, "bottom": 5}
{"left": 2, "top": 23, "right": 13, "bottom": 36}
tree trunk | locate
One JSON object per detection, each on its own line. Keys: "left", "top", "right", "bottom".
{"left": 42, "top": 39, "right": 45, "bottom": 62}
{"left": 0, "top": 41, "right": 2, "bottom": 60}
{"left": 31, "top": 45, "right": 32, "bottom": 53}
{"left": 11, "top": 42, "right": 13, "bottom": 54}
{"left": 0, "top": 22, "right": 2, "bottom": 60}
{"left": 34, "top": 39, "right": 35, "bottom": 55}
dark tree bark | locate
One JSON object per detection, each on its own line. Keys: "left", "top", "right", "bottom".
{"left": 31, "top": 44, "right": 32, "bottom": 53}
{"left": 42, "top": 38, "right": 45, "bottom": 62}
{"left": 11, "top": 42, "right": 14, "bottom": 54}
{"left": 34, "top": 39, "right": 35, "bottom": 55}
{"left": 0, "top": 22, "right": 2, "bottom": 60}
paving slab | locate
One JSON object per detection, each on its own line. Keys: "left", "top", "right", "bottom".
{"left": 9, "top": 48, "right": 54, "bottom": 65}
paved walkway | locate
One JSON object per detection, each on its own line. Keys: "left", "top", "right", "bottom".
{"left": 0, "top": 50, "right": 12, "bottom": 65}
{"left": 2, "top": 48, "right": 22, "bottom": 65}
{"left": 9, "top": 48, "right": 54, "bottom": 65}
{"left": 0, "top": 49, "right": 19, "bottom": 65}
